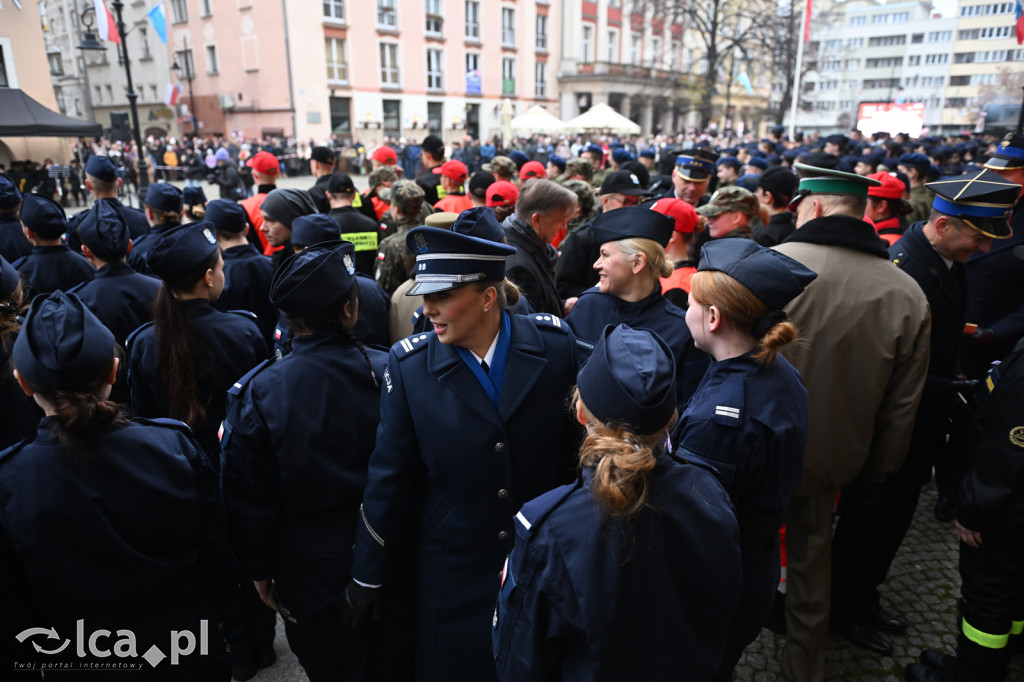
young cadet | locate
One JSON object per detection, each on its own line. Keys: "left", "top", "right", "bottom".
{"left": 127, "top": 183, "right": 185, "bottom": 275}
{"left": 65, "top": 155, "right": 150, "bottom": 255}
{"left": 345, "top": 227, "right": 590, "bottom": 682}
{"left": 0, "top": 291, "right": 232, "bottom": 678}
{"left": 0, "top": 175, "right": 32, "bottom": 262}
{"left": 221, "top": 242, "right": 388, "bottom": 682}
{"left": 13, "top": 193, "right": 94, "bottom": 298}
{"left": 492, "top": 324, "right": 742, "bottom": 681}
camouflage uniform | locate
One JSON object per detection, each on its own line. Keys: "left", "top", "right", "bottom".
{"left": 375, "top": 180, "right": 429, "bottom": 296}
{"left": 908, "top": 184, "right": 934, "bottom": 224}
{"left": 482, "top": 156, "right": 517, "bottom": 184}
{"left": 557, "top": 158, "right": 594, "bottom": 185}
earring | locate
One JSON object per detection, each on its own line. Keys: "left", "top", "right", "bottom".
{"left": 483, "top": 308, "right": 489, "bottom": 312}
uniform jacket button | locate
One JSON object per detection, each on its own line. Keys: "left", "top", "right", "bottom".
{"left": 497, "top": 489, "right": 509, "bottom": 499}
{"left": 498, "top": 530, "right": 510, "bottom": 541}
{"left": 494, "top": 442, "right": 506, "bottom": 453}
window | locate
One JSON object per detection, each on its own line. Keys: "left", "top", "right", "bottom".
{"left": 868, "top": 35, "right": 906, "bottom": 47}
{"left": 670, "top": 41, "right": 680, "bottom": 70}
{"left": 201, "top": 0, "right": 213, "bottom": 16}
{"left": 607, "top": 30, "right": 618, "bottom": 62}
{"left": 847, "top": 38, "right": 863, "bottom": 48}
{"left": 911, "top": 33, "right": 924, "bottom": 43}
{"left": 928, "top": 30, "right": 952, "bottom": 41}
{"left": 630, "top": 34, "right": 640, "bottom": 64}
{"left": 862, "top": 78, "right": 900, "bottom": 89}
{"left": 823, "top": 39, "right": 843, "bottom": 51}
{"left": 921, "top": 76, "right": 944, "bottom": 86}
{"left": 926, "top": 53, "right": 950, "bottom": 64}
{"left": 907, "top": 55, "right": 921, "bottom": 66}
{"left": 205, "top": 45, "right": 219, "bottom": 74}
{"left": 651, "top": 37, "right": 661, "bottom": 67}
{"left": 94, "top": 86, "right": 102, "bottom": 103}
{"left": 330, "top": 96, "right": 351, "bottom": 134}
{"left": 377, "top": 0, "right": 397, "bottom": 28}
{"left": 536, "top": 14, "right": 547, "bottom": 50}
{"left": 954, "top": 52, "right": 974, "bottom": 64}
{"left": 175, "top": 49, "right": 195, "bottom": 78}
{"left": 865, "top": 56, "right": 903, "bottom": 68}
{"left": 324, "top": 0, "right": 345, "bottom": 21}
{"left": 383, "top": 99, "right": 401, "bottom": 138}
{"left": 945, "top": 97, "right": 969, "bottom": 108}
{"left": 466, "top": 52, "right": 481, "bottom": 93}
{"left": 820, "top": 60, "right": 841, "bottom": 71}
{"left": 961, "top": 2, "right": 1014, "bottom": 16}
{"left": 465, "top": 1, "right": 479, "bottom": 39}
{"left": 427, "top": 48, "right": 443, "bottom": 90}
{"left": 582, "top": 26, "right": 593, "bottom": 62}
{"left": 427, "top": 102, "right": 443, "bottom": 134}
{"left": 850, "top": 15, "right": 866, "bottom": 25}
{"left": 980, "top": 26, "right": 1014, "bottom": 39}
{"left": 325, "top": 37, "right": 348, "bottom": 83}
{"left": 977, "top": 49, "right": 1009, "bottom": 62}
{"left": 844, "top": 58, "right": 860, "bottom": 68}
{"left": 380, "top": 43, "right": 399, "bottom": 86}
{"left": 535, "top": 61, "right": 546, "bottom": 98}
{"left": 949, "top": 75, "right": 971, "bottom": 86}
{"left": 140, "top": 27, "right": 151, "bottom": 59}
{"left": 502, "top": 57, "right": 515, "bottom": 94}
{"left": 502, "top": 8, "right": 515, "bottom": 47}
{"left": 959, "top": 29, "right": 979, "bottom": 40}
{"left": 426, "top": 0, "right": 442, "bottom": 34}
{"left": 170, "top": 0, "right": 188, "bottom": 23}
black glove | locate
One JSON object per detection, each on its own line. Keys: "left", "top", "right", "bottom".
{"left": 966, "top": 328, "right": 997, "bottom": 348}
{"left": 339, "top": 580, "right": 381, "bottom": 629}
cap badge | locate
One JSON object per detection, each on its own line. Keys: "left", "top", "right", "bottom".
{"left": 203, "top": 228, "right": 216, "bottom": 244}
{"left": 413, "top": 232, "right": 428, "bottom": 253}
{"left": 343, "top": 253, "right": 355, "bottom": 275}
{"left": 629, "top": 174, "right": 639, "bottom": 185}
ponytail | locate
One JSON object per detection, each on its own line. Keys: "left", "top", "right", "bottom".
{"left": 573, "top": 388, "right": 673, "bottom": 517}
{"left": 33, "top": 355, "right": 128, "bottom": 448}
{"left": 473, "top": 279, "right": 520, "bottom": 309}
{"left": 153, "top": 250, "right": 220, "bottom": 427}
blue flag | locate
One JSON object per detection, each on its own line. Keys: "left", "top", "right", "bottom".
{"left": 737, "top": 71, "right": 754, "bottom": 95}
{"left": 147, "top": 2, "right": 167, "bottom": 44}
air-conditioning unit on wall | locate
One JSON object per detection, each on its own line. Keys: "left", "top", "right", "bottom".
{"left": 219, "top": 93, "right": 235, "bottom": 110}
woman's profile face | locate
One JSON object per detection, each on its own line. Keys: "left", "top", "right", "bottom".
{"left": 685, "top": 290, "right": 709, "bottom": 352}
{"left": 209, "top": 252, "right": 226, "bottom": 300}
{"left": 593, "top": 241, "right": 637, "bottom": 298}
{"left": 422, "top": 285, "right": 488, "bottom": 348}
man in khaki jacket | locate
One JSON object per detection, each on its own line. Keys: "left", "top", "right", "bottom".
{"left": 774, "top": 164, "right": 931, "bottom": 682}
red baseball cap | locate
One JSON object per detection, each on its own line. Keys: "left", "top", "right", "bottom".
{"left": 650, "top": 197, "right": 699, "bottom": 234}
{"left": 371, "top": 146, "right": 398, "bottom": 165}
{"left": 245, "top": 151, "right": 280, "bottom": 175}
{"left": 432, "top": 160, "right": 469, "bottom": 181}
{"left": 519, "top": 160, "right": 547, "bottom": 181}
{"left": 486, "top": 181, "right": 519, "bottom": 208}
{"left": 867, "top": 171, "right": 906, "bottom": 200}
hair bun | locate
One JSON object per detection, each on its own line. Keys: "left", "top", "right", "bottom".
{"left": 753, "top": 310, "right": 787, "bottom": 339}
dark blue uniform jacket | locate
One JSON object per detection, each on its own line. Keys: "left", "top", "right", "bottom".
{"left": 66, "top": 197, "right": 149, "bottom": 254}
{"left": 220, "top": 331, "right": 387, "bottom": 623}
{"left": 217, "top": 244, "right": 276, "bottom": 347}
{"left": 492, "top": 458, "right": 742, "bottom": 682}
{"left": 0, "top": 216, "right": 31, "bottom": 263}
{"left": 352, "top": 312, "right": 589, "bottom": 682}
{"left": 127, "top": 299, "right": 268, "bottom": 457}
{"left": 0, "top": 330, "right": 42, "bottom": 451}
{"left": 126, "top": 223, "right": 180, "bottom": 276}
{"left": 0, "top": 418, "right": 233, "bottom": 673}
{"left": 566, "top": 285, "right": 708, "bottom": 405}
{"left": 13, "top": 245, "right": 94, "bottom": 298}
{"left": 69, "top": 261, "right": 162, "bottom": 346}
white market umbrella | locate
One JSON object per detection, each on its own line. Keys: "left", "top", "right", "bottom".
{"left": 564, "top": 103, "right": 642, "bottom": 136}
{"left": 510, "top": 105, "right": 567, "bottom": 135}
{"left": 500, "top": 98, "right": 515, "bottom": 144}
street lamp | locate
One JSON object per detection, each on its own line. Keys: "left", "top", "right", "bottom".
{"left": 171, "top": 38, "right": 198, "bottom": 137}
{"left": 77, "top": 0, "right": 149, "bottom": 206}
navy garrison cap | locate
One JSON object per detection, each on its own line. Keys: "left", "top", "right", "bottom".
{"left": 698, "top": 239, "right": 817, "bottom": 311}
{"left": 639, "top": 148, "right": 657, "bottom": 159}
{"left": 577, "top": 324, "right": 676, "bottom": 435}
{"left": 926, "top": 168, "right": 1020, "bottom": 240}
{"left": 0, "top": 175, "right": 22, "bottom": 209}
{"left": 591, "top": 205, "right": 675, "bottom": 248}
{"left": 85, "top": 155, "right": 117, "bottom": 182}
{"left": 612, "top": 148, "right": 634, "bottom": 165}
{"left": 451, "top": 206, "right": 505, "bottom": 243}
{"left": 145, "top": 222, "right": 219, "bottom": 282}
{"left": 291, "top": 214, "right": 340, "bottom": 248}
{"left": 20, "top": 193, "right": 67, "bottom": 239}
{"left": 898, "top": 153, "right": 931, "bottom": 172}
{"left": 984, "top": 133, "right": 1024, "bottom": 170}
{"left": 144, "top": 182, "right": 183, "bottom": 213}
{"left": 13, "top": 291, "right": 115, "bottom": 391}
{"left": 675, "top": 149, "right": 719, "bottom": 181}
{"left": 584, "top": 144, "right": 604, "bottom": 158}
{"left": 270, "top": 241, "right": 357, "bottom": 316}
{"left": 205, "top": 199, "right": 247, "bottom": 234}
{"left": 182, "top": 186, "right": 207, "bottom": 206}
{"left": 548, "top": 155, "right": 566, "bottom": 173}
{"left": 746, "top": 157, "right": 768, "bottom": 170}
{"left": 0, "top": 254, "right": 19, "bottom": 299}
{"left": 405, "top": 226, "right": 516, "bottom": 296}
{"left": 79, "top": 201, "right": 130, "bottom": 261}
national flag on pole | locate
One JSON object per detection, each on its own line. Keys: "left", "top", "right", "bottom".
{"left": 1015, "top": 0, "right": 1024, "bottom": 45}
{"left": 165, "top": 82, "right": 180, "bottom": 106}
{"left": 737, "top": 71, "right": 754, "bottom": 94}
{"left": 147, "top": 2, "right": 168, "bottom": 44}
{"left": 804, "top": 0, "right": 813, "bottom": 42}
{"left": 94, "top": 0, "right": 121, "bottom": 44}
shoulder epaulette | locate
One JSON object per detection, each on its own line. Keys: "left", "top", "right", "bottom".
{"left": 135, "top": 416, "right": 193, "bottom": 434}
{"left": 529, "top": 313, "right": 569, "bottom": 333}
{"left": 514, "top": 482, "right": 577, "bottom": 539}
{"left": 228, "top": 309, "right": 258, "bottom": 320}
{"left": 228, "top": 357, "right": 275, "bottom": 396}
{"left": 0, "top": 440, "right": 30, "bottom": 464}
{"left": 393, "top": 332, "right": 431, "bottom": 358}
{"left": 125, "top": 321, "right": 154, "bottom": 348}
{"left": 708, "top": 373, "right": 746, "bottom": 427}
{"left": 891, "top": 250, "right": 906, "bottom": 267}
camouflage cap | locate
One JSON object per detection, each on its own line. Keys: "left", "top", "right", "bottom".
{"left": 390, "top": 179, "right": 425, "bottom": 211}
{"left": 564, "top": 158, "right": 594, "bottom": 182}
{"left": 368, "top": 167, "right": 398, "bottom": 188}
{"left": 563, "top": 179, "right": 596, "bottom": 213}
{"left": 482, "top": 155, "right": 517, "bottom": 177}
{"left": 696, "top": 186, "right": 759, "bottom": 217}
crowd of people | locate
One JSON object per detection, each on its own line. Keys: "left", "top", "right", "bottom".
{"left": 0, "top": 119, "right": 1022, "bottom": 682}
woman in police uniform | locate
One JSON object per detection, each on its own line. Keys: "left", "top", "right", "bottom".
{"left": 220, "top": 242, "right": 388, "bottom": 682}
{"left": 346, "top": 227, "right": 589, "bottom": 682}
{"left": 673, "top": 239, "right": 816, "bottom": 679}
{"left": 0, "top": 292, "right": 230, "bottom": 679}
{"left": 491, "top": 324, "right": 742, "bottom": 681}
{"left": 566, "top": 205, "right": 706, "bottom": 405}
